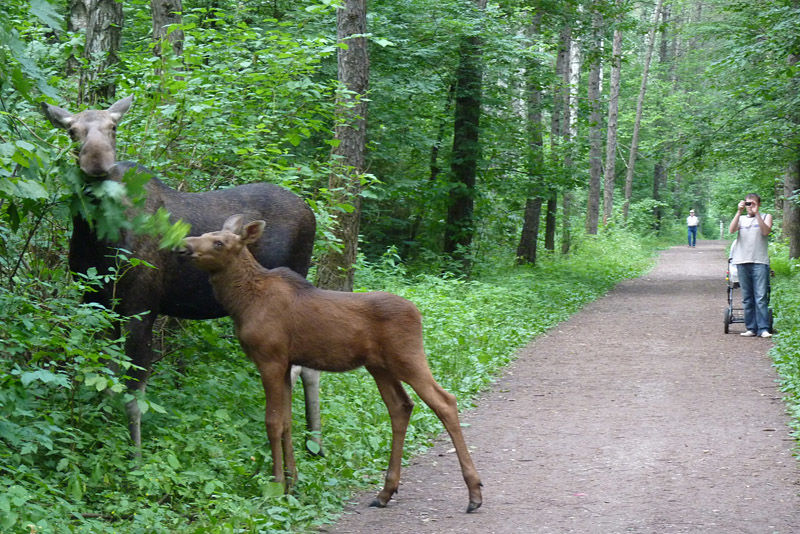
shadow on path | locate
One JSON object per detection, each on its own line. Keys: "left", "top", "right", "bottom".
{"left": 323, "top": 240, "right": 799, "bottom": 533}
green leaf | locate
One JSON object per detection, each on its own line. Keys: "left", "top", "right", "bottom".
{"left": 262, "top": 481, "right": 284, "bottom": 498}
{"left": 305, "top": 439, "right": 321, "bottom": 455}
{"left": 148, "top": 400, "right": 167, "bottom": 414}
{"left": 0, "top": 178, "right": 48, "bottom": 200}
{"left": 372, "top": 38, "right": 394, "bottom": 47}
{"left": 30, "top": 0, "right": 64, "bottom": 31}
{"left": 166, "top": 453, "right": 181, "bottom": 469}
{"left": 20, "top": 369, "right": 69, "bottom": 387}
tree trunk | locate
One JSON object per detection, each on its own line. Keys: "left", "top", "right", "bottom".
{"left": 151, "top": 0, "right": 184, "bottom": 66}
{"left": 586, "top": 9, "right": 603, "bottom": 235}
{"left": 68, "top": 0, "right": 123, "bottom": 105}
{"left": 444, "top": 0, "right": 487, "bottom": 268}
{"left": 786, "top": 50, "right": 800, "bottom": 259}
{"left": 603, "top": 3, "right": 623, "bottom": 226}
{"left": 517, "top": 197, "right": 543, "bottom": 264}
{"left": 653, "top": 3, "right": 672, "bottom": 230}
{"left": 545, "top": 193, "right": 557, "bottom": 252}
{"left": 315, "top": 0, "right": 369, "bottom": 292}
{"left": 546, "top": 24, "right": 570, "bottom": 252}
{"left": 562, "top": 25, "right": 580, "bottom": 255}
{"left": 517, "top": 14, "right": 545, "bottom": 265}
{"left": 785, "top": 161, "right": 800, "bottom": 258}
{"left": 622, "top": 0, "right": 664, "bottom": 221}
{"left": 653, "top": 161, "right": 665, "bottom": 229}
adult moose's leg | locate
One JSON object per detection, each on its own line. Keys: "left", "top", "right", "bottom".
{"left": 403, "top": 357, "right": 483, "bottom": 512}
{"left": 289, "top": 366, "right": 324, "bottom": 455}
{"left": 299, "top": 367, "right": 323, "bottom": 455}
{"left": 366, "top": 366, "right": 414, "bottom": 508}
{"left": 123, "top": 313, "right": 157, "bottom": 449}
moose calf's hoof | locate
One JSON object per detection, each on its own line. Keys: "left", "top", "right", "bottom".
{"left": 369, "top": 498, "right": 388, "bottom": 508}
{"left": 467, "top": 500, "right": 482, "bottom": 513}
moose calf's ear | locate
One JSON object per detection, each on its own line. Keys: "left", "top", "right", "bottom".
{"left": 222, "top": 214, "right": 245, "bottom": 234}
{"left": 242, "top": 221, "right": 266, "bottom": 244}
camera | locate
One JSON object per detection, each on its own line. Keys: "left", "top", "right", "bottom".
{"left": 744, "top": 201, "right": 753, "bottom": 206}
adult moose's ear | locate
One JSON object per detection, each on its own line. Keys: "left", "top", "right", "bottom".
{"left": 107, "top": 96, "right": 133, "bottom": 123}
{"left": 241, "top": 220, "right": 266, "bottom": 245}
{"left": 40, "top": 102, "right": 74, "bottom": 130}
{"left": 222, "top": 214, "right": 245, "bottom": 235}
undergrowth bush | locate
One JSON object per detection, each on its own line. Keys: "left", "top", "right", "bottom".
{"left": 767, "top": 242, "right": 800, "bottom": 446}
{"left": 0, "top": 229, "right": 656, "bottom": 533}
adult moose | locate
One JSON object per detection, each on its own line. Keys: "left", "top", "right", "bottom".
{"left": 41, "top": 96, "right": 322, "bottom": 451}
{"left": 182, "top": 215, "right": 483, "bottom": 513}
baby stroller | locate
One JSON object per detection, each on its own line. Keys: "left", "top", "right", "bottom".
{"left": 724, "top": 242, "right": 773, "bottom": 334}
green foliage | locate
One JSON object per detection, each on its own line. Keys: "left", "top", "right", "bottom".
{"left": 3, "top": 0, "right": 800, "bottom": 530}
{"left": 0, "top": 230, "right": 656, "bottom": 532}
{"left": 768, "top": 243, "right": 800, "bottom": 445}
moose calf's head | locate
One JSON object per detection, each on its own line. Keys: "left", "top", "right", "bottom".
{"left": 182, "top": 214, "right": 267, "bottom": 273}
{"left": 41, "top": 96, "right": 133, "bottom": 178}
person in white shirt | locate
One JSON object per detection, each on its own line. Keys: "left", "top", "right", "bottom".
{"left": 686, "top": 209, "right": 699, "bottom": 247}
{"left": 729, "top": 194, "right": 772, "bottom": 338}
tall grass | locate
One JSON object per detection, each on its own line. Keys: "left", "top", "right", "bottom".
{"left": 0, "top": 229, "right": 656, "bottom": 533}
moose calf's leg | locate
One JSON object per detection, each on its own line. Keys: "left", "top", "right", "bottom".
{"left": 280, "top": 370, "right": 298, "bottom": 488}
{"left": 257, "top": 360, "right": 293, "bottom": 490}
{"left": 405, "top": 362, "right": 483, "bottom": 513}
{"left": 367, "top": 367, "right": 414, "bottom": 508}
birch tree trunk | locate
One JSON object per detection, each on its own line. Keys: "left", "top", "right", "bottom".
{"left": 68, "top": 0, "right": 123, "bottom": 105}
{"left": 622, "top": 0, "right": 664, "bottom": 221}
{"left": 546, "top": 24, "right": 570, "bottom": 252}
{"left": 561, "top": 27, "right": 580, "bottom": 254}
{"left": 316, "top": 0, "right": 369, "bottom": 292}
{"left": 151, "top": 0, "right": 184, "bottom": 66}
{"left": 602, "top": 3, "right": 623, "bottom": 226}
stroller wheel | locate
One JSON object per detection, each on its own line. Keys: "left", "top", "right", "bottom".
{"left": 724, "top": 308, "right": 731, "bottom": 334}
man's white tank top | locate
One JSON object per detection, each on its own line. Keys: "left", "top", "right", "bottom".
{"left": 731, "top": 214, "right": 769, "bottom": 265}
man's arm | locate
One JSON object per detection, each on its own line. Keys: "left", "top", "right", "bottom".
{"left": 729, "top": 202, "right": 744, "bottom": 234}
{"left": 756, "top": 212, "right": 773, "bottom": 236}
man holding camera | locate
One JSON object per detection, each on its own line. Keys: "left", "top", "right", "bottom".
{"left": 729, "top": 193, "right": 772, "bottom": 338}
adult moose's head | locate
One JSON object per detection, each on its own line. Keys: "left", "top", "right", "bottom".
{"left": 41, "top": 96, "right": 133, "bottom": 178}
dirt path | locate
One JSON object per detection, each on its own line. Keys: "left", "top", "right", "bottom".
{"left": 322, "top": 240, "right": 800, "bottom": 533}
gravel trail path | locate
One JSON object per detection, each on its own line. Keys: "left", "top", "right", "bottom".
{"left": 322, "top": 240, "right": 799, "bottom": 533}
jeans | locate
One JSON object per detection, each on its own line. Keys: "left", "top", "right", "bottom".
{"left": 687, "top": 225, "right": 697, "bottom": 246}
{"left": 737, "top": 262, "right": 771, "bottom": 334}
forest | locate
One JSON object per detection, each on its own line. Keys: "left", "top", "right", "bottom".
{"left": 1, "top": 0, "right": 799, "bottom": 531}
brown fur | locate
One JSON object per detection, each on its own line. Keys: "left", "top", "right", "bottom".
{"left": 183, "top": 215, "right": 483, "bottom": 513}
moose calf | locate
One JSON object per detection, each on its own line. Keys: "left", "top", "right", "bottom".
{"left": 182, "top": 215, "right": 483, "bottom": 513}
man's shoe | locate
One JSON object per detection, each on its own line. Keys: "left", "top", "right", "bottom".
{"left": 760, "top": 331, "right": 772, "bottom": 338}
{"left": 740, "top": 330, "right": 756, "bottom": 337}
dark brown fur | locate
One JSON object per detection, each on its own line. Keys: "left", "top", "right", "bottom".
{"left": 183, "top": 215, "right": 483, "bottom": 513}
